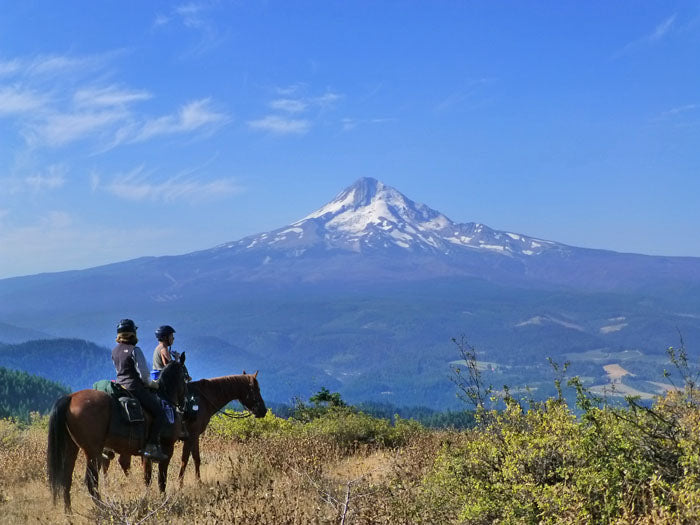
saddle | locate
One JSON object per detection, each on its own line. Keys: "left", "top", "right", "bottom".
{"left": 93, "top": 380, "right": 144, "bottom": 422}
{"left": 92, "top": 380, "right": 176, "bottom": 442}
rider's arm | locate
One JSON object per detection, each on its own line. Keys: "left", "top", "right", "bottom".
{"left": 134, "top": 346, "right": 158, "bottom": 388}
{"left": 160, "top": 346, "right": 171, "bottom": 365}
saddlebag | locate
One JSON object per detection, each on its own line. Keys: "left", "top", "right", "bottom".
{"left": 119, "top": 396, "right": 144, "bottom": 423}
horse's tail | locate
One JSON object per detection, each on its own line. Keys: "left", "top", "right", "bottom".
{"left": 47, "top": 394, "right": 71, "bottom": 505}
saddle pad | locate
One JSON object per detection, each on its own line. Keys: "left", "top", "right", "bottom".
{"left": 93, "top": 379, "right": 128, "bottom": 398}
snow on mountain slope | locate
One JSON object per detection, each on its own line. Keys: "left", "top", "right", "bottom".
{"left": 219, "top": 177, "right": 564, "bottom": 258}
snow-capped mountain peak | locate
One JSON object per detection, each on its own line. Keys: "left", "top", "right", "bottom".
{"left": 221, "top": 177, "right": 561, "bottom": 258}
{"left": 298, "top": 177, "right": 452, "bottom": 236}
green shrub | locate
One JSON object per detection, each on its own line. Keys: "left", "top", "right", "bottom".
{"left": 208, "top": 406, "right": 424, "bottom": 448}
{"left": 421, "top": 390, "right": 700, "bottom": 524}
{"left": 208, "top": 409, "right": 298, "bottom": 440}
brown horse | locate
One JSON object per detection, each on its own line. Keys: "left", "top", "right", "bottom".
{"left": 116, "top": 371, "right": 267, "bottom": 487}
{"left": 47, "top": 355, "right": 188, "bottom": 511}
{"left": 177, "top": 371, "right": 267, "bottom": 483}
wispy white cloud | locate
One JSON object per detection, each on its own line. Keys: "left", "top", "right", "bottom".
{"left": 613, "top": 14, "right": 677, "bottom": 59}
{"left": 130, "top": 98, "right": 228, "bottom": 143}
{"left": 251, "top": 88, "right": 342, "bottom": 135}
{"left": 649, "top": 14, "right": 677, "bottom": 41}
{"left": 659, "top": 104, "right": 698, "bottom": 118}
{"left": 27, "top": 109, "right": 128, "bottom": 147}
{"left": 0, "top": 59, "right": 22, "bottom": 76}
{"left": 73, "top": 86, "right": 152, "bottom": 108}
{"left": 435, "top": 78, "right": 495, "bottom": 112}
{"left": 0, "top": 51, "right": 228, "bottom": 149}
{"left": 313, "top": 92, "right": 342, "bottom": 108}
{"left": 95, "top": 165, "right": 242, "bottom": 202}
{"left": 651, "top": 104, "right": 699, "bottom": 124}
{"left": 341, "top": 117, "right": 395, "bottom": 131}
{"left": 275, "top": 83, "right": 307, "bottom": 96}
{"left": 1, "top": 164, "right": 68, "bottom": 194}
{"left": 175, "top": 3, "right": 207, "bottom": 28}
{"left": 25, "top": 170, "right": 67, "bottom": 192}
{"left": 248, "top": 115, "right": 311, "bottom": 135}
{"left": 154, "top": 2, "right": 226, "bottom": 56}
{"left": 0, "top": 85, "right": 47, "bottom": 114}
{"left": 1, "top": 53, "right": 116, "bottom": 80}
{"left": 269, "top": 98, "right": 308, "bottom": 113}
{"left": 153, "top": 13, "right": 171, "bottom": 27}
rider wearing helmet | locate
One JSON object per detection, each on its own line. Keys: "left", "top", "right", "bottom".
{"left": 111, "top": 319, "right": 168, "bottom": 462}
{"left": 152, "top": 324, "right": 190, "bottom": 441}
{"left": 152, "top": 325, "right": 180, "bottom": 380}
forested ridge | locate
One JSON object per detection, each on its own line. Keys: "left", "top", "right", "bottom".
{"left": 0, "top": 366, "right": 69, "bottom": 420}
{"left": 0, "top": 338, "right": 114, "bottom": 391}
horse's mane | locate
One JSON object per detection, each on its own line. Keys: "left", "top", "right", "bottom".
{"left": 190, "top": 374, "right": 254, "bottom": 410}
{"left": 159, "top": 359, "right": 181, "bottom": 383}
{"left": 159, "top": 360, "right": 184, "bottom": 400}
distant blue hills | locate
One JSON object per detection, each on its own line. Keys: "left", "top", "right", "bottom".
{"left": 1, "top": 178, "right": 699, "bottom": 407}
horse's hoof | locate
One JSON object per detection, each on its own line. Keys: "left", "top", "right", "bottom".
{"left": 101, "top": 449, "right": 115, "bottom": 461}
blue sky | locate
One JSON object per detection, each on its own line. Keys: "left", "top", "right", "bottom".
{"left": 1, "top": 1, "right": 699, "bottom": 278}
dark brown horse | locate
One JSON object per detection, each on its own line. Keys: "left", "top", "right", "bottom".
{"left": 47, "top": 355, "right": 188, "bottom": 511}
{"left": 177, "top": 371, "right": 266, "bottom": 483}
{"left": 116, "top": 371, "right": 267, "bottom": 487}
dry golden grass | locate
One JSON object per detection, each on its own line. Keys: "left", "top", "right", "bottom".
{"left": 0, "top": 424, "right": 451, "bottom": 524}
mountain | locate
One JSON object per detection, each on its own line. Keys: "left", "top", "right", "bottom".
{"left": 200, "top": 177, "right": 700, "bottom": 290}
{"left": 0, "top": 321, "right": 52, "bottom": 344}
{"left": 225, "top": 177, "right": 562, "bottom": 257}
{"left": 0, "top": 339, "right": 115, "bottom": 391}
{"left": 0, "top": 178, "right": 699, "bottom": 406}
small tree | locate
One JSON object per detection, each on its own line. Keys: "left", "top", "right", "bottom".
{"left": 449, "top": 336, "right": 494, "bottom": 422}
{"left": 292, "top": 387, "right": 352, "bottom": 422}
{"left": 309, "top": 387, "right": 347, "bottom": 408}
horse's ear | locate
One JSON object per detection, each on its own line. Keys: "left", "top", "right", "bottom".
{"left": 253, "top": 370, "right": 258, "bottom": 378}
{"left": 180, "top": 352, "right": 186, "bottom": 365}
{"left": 242, "top": 369, "right": 246, "bottom": 375}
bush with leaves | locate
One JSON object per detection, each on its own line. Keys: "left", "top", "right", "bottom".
{"left": 423, "top": 338, "right": 700, "bottom": 524}
{"left": 208, "top": 387, "right": 425, "bottom": 448}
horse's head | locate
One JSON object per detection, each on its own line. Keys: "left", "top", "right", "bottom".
{"left": 159, "top": 352, "right": 188, "bottom": 408}
{"left": 240, "top": 370, "right": 267, "bottom": 418}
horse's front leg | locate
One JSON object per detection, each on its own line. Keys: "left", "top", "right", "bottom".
{"left": 143, "top": 457, "right": 153, "bottom": 486}
{"left": 178, "top": 437, "right": 192, "bottom": 485}
{"left": 192, "top": 438, "right": 203, "bottom": 481}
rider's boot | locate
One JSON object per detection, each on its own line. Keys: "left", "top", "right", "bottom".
{"left": 142, "top": 443, "right": 168, "bottom": 462}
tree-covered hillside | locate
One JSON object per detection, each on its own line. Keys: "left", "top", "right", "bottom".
{"left": 0, "top": 366, "right": 69, "bottom": 420}
{"left": 0, "top": 339, "right": 114, "bottom": 391}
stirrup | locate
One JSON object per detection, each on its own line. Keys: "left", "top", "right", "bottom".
{"left": 141, "top": 444, "right": 168, "bottom": 463}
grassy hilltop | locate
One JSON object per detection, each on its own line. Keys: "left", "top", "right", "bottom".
{"left": 2, "top": 371, "right": 700, "bottom": 524}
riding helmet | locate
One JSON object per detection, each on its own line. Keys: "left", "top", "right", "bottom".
{"left": 117, "top": 318, "right": 138, "bottom": 333}
{"left": 155, "top": 325, "right": 176, "bottom": 341}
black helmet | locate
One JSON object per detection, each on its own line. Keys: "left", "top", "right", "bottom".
{"left": 117, "top": 319, "right": 138, "bottom": 333}
{"left": 155, "top": 325, "right": 176, "bottom": 341}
